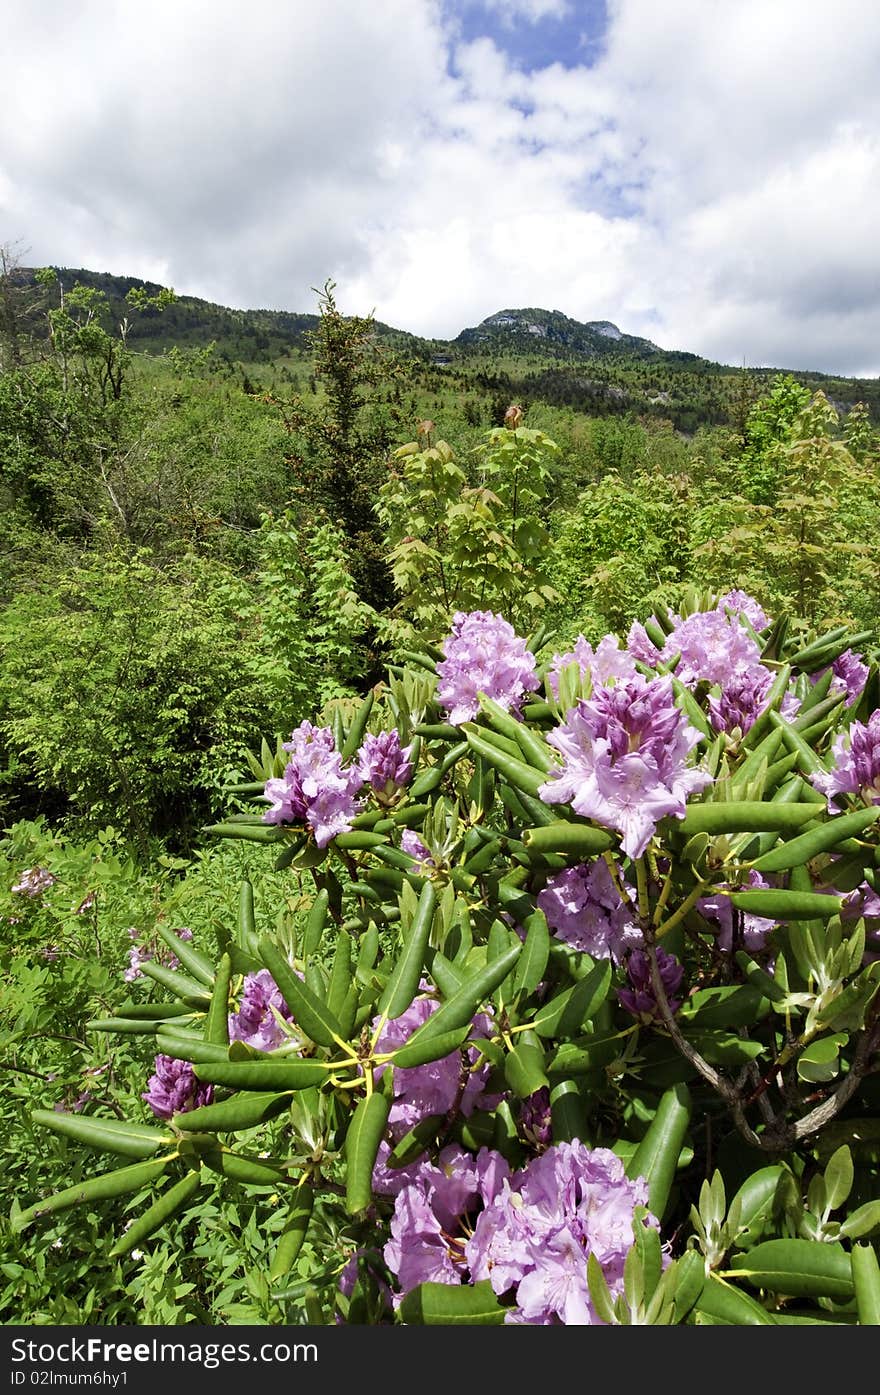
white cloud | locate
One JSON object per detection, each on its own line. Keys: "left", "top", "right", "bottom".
{"left": 1, "top": 0, "right": 879, "bottom": 374}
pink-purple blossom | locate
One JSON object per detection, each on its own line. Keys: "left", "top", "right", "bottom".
{"left": 400, "top": 829, "right": 434, "bottom": 868}
{"left": 537, "top": 860, "right": 641, "bottom": 959}
{"left": 811, "top": 650, "right": 870, "bottom": 709}
{"left": 810, "top": 711, "right": 880, "bottom": 810}
{"left": 384, "top": 1139, "right": 659, "bottom": 1325}
{"left": 663, "top": 609, "right": 763, "bottom": 690}
{"left": 371, "top": 991, "right": 498, "bottom": 1195}
{"left": 357, "top": 730, "right": 414, "bottom": 800}
{"left": 716, "top": 590, "right": 769, "bottom": 633}
{"left": 617, "top": 948, "right": 684, "bottom": 1022}
{"left": 228, "top": 969, "right": 292, "bottom": 1052}
{"left": 547, "top": 635, "right": 636, "bottom": 699}
{"left": 143, "top": 1054, "right": 213, "bottom": 1120}
{"left": 262, "top": 720, "right": 363, "bottom": 847}
{"left": 539, "top": 673, "right": 712, "bottom": 859}
{"left": 699, "top": 871, "right": 778, "bottom": 954}
{"left": 11, "top": 866, "right": 56, "bottom": 897}
{"left": 436, "top": 611, "right": 540, "bottom": 726}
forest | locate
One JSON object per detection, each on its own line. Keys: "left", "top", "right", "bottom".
{"left": 1, "top": 257, "right": 879, "bottom": 1326}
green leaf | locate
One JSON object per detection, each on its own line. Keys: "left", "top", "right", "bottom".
{"left": 204, "top": 952, "right": 232, "bottom": 1047}
{"left": 269, "top": 1188, "right": 315, "bottom": 1282}
{"left": 340, "top": 690, "right": 375, "bottom": 763}
{"left": 139, "top": 962, "right": 212, "bottom": 1007}
{"left": 377, "top": 881, "right": 437, "bottom": 1021}
{"left": 258, "top": 937, "right": 346, "bottom": 1048}
{"left": 388, "top": 1027, "right": 470, "bottom": 1069}
{"left": 729, "top": 1239, "right": 854, "bottom": 1299}
{"left": 174, "top": 1091, "right": 293, "bottom": 1133}
{"left": 303, "top": 887, "right": 330, "bottom": 958}
{"left": 345, "top": 1091, "right": 391, "bottom": 1214}
{"left": 155, "top": 926, "right": 215, "bottom": 987}
{"left": 822, "top": 1145, "right": 854, "bottom": 1212}
{"left": 13, "top": 1157, "right": 173, "bottom": 1233}
{"left": 852, "top": 1243, "right": 880, "bottom": 1324}
{"left": 399, "top": 1280, "right": 506, "bottom": 1325}
{"left": 729, "top": 889, "right": 844, "bottom": 920}
{"left": 522, "top": 822, "right": 615, "bottom": 856}
{"left": 676, "top": 801, "right": 820, "bottom": 836}
{"left": 839, "top": 1200, "right": 880, "bottom": 1240}
{"left": 750, "top": 805, "right": 880, "bottom": 873}
{"left": 192, "top": 1061, "right": 330, "bottom": 1090}
{"left": 511, "top": 911, "right": 550, "bottom": 1000}
{"left": 403, "top": 944, "right": 522, "bottom": 1046}
{"left": 626, "top": 1083, "right": 692, "bottom": 1222}
{"left": 729, "top": 1166, "right": 787, "bottom": 1248}
{"left": 503, "top": 1031, "right": 549, "bottom": 1098}
{"left": 693, "top": 1275, "right": 777, "bottom": 1325}
{"left": 109, "top": 1169, "right": 203, "bottom": 1258}
{"left": 30, "top": 1110, "right": 172, "bottom": 1160}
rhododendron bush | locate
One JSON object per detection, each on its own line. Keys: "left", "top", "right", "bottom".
{"left": 14, "top": 590, "right": 880, "bottom": 1326}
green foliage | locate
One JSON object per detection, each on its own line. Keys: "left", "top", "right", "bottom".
{"left": 376, "top": 420, "right": 560, "bottom": 645}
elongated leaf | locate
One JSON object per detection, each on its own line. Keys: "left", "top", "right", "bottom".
{"left": 387, "top": 1027, "right": 470, "bottom": 1069}
{"left": 729, "top": 1166, "right": 787, "bottom": 1248}
{"left": 192, "top": 1060, "right": 330, "bottom": 1091}
{"left": 729, "top": 1239, "right": 854, "bottom": 1299}
{"left": 522, "top": 822, "right": 615, "bottom": 856}
{"left": 269, "top": 1188, "right": 315, "bottom": 1282}
{"left": 139, "top": 962, "right": 212, "bottom": 1006}
{"left": 404, "top": 943, "right": 522, "bottom": 1046}
{"left": 303, "top": 887, "right": 330, "bottom": 959}
{"left": 109, "top": 1169, "right": 203, "bottom": 1257}
{"left": 174, "top": 1091, "right": 292, "bottom": 1133}
{"left": 462, "top": 730, "right": 545, "bottom": 798}
{"left": 399, "top": 1279, "right": 507, "bottom": 1325}
{"left": 378, "top": 881, "right": 437, "bottom": 1021}
{"left": 852, "top": 1243, "right": 880, "bottom": 1324}
{"left": 626, "top": 1083, "right": 692, "bottom": 1222}
{"left": 202, "top": 1150, "right": 287, "bottom": 1187}
{"left": 31, "top": 1110, "right": 172, "bottom": 1160}
{"left": 345, "top": 1091, "right": 391, "bottom": 1214}
{"left": 694, "top": 1275, "right": 777, "bottom": 1325}
{"left": 156, "top": 926, "right": 215, "bottom": 987}
{"left": 13, "top": 1157, "right": 173, "bottom": 1232}
{"left": 729, "top": 889, "right": 843, "bottom": 920}
{"left": 503, "top": 1031, "right": 549, "bottom": 1098}
{"left": 258, "top": 937, "right": 345, "bottom": 1048}
{"left": 327, "top": 929, "right": 353, "bottom": 1022}
{"left": 155, "top": 1033, "right": 231, "bottom": 1065}
{"left": 751, "top": 805, "right": 880, "bottom": 873}
{"left": 676, "top": 802, "right": 819, "bottom": 836}
{"left": 511, "top": 912, "right": 550, "bottom": 1000}
{"left": 204, "top": 952, "right": 232, "bottom": 1047}
{"left": 340, "top": 691, "right": 375, "bottom": 763}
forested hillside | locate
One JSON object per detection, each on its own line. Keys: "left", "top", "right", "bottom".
{"left": 2, "top": 257, "right": 880, "bottom": 1327}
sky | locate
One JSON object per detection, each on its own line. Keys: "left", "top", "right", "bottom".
{"left": 2, "top": 0, "right": 879, "bottom": 376}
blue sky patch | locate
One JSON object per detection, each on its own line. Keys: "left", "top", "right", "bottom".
{"left": 443, "top": 1, "right": 609, "bottom": 72}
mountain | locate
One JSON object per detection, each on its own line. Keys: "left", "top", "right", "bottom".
{"left": 454, "top": 307, "right": 666, "bottom": 361}
{"left": 11, "top": 265, "right": 879, "bottom": 428}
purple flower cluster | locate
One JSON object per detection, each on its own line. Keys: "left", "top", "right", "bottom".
{"left": 519, "top": 1088, "right": 552, "bottom": 1148}
{"left": 716, "top": 590, "right": 769, "bottom": 632}
{"left": 699, "top": 870, "right": 778, "bottom": 954}
{"left": 811, "top": 649, "right": 870, "bottom": 708}
{"left": 11, "top": 866, "right": 56, "bottom": 897}
{"left": 537, "top": 859, "right": 641, "bottom": 960}
{"left": 547, "top": 635, "right": 636, "bottom": 699}
{"left": 263, "top": 720, "right": 363, "bottom": 847}
{"left": 228, "top": 969, "right": 292, "bottom": 1052}
{"left": 539, "top": 673, "right": 711, "bottom": 859}
{"left": 617, "top": 947, "right": 684, "bottom": 1022}
{"left": 357, "top": 730, "right": 414, "bottom": 801}
{"left": 385, "top": 1141, "right": 657, "bottom": 1325}
{"left": 143, "top": 1054, "right": 213, "bottom": 1120}
{"left": 664, "top": 609, "right": 763, "bottom": 690}
{"left": 400, "top": 829, "right": 435, "bottom": 871}
{"left": 436, "top": 611, "right": 540, "bottom": 726}
{"left": 811, "top": 711, "right": 880, "bottom": 810}
{"left": 371, "top": 990, "right": 497, "bottom": 1195}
